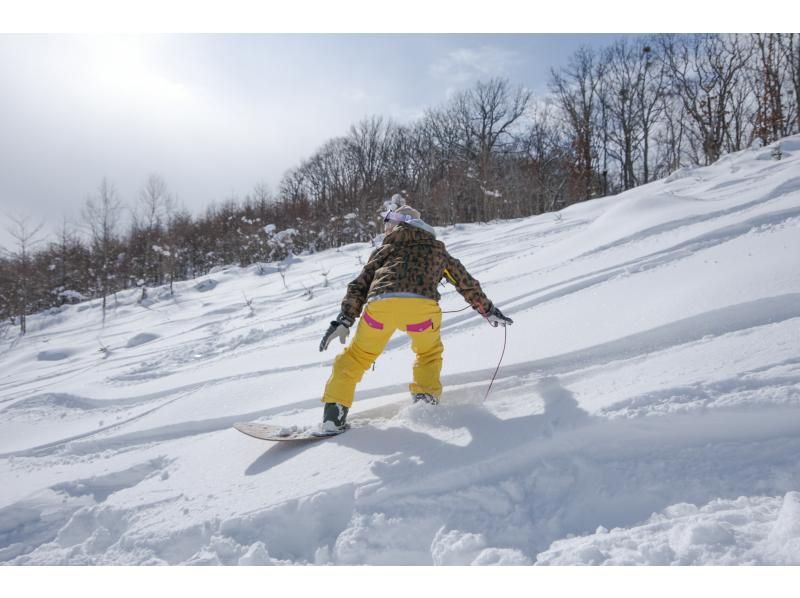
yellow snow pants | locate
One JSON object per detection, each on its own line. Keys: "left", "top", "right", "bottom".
{"left": 322, "top": 298, "right": 444, "bottom": 408}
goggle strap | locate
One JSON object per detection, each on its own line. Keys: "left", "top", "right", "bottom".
{"left": 385, "top": 211, "right": 415, "bottom": 224}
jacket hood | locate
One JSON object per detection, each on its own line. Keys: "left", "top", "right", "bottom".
{"left": 388, "top": 219, "right": 436, "bottom": 240}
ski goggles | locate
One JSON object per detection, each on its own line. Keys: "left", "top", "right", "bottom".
{"left": 383, "top": 210, "right": 415, "bottom": 224}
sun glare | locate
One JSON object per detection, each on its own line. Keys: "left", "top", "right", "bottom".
{"left": 82, "top": 35, "right": 190, "bottom": 105}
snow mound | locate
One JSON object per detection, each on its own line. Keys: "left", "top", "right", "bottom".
{"left": 194, "top": 279, "right": 218, "bottom": 292}
{"left": 37, "top": 349, "right": 76, "bottom": 361}
{"left": 126, "top": 333, "right": 159, "bottom": 348}
{"left": 536, "top": 492, "right": 800, "bottom": 565}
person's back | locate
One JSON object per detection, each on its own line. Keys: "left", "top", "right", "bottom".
{"left": 340, "top": 218, "right": 494, "bottom": 321}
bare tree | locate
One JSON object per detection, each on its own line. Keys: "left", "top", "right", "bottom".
{"left": 521, "top": 101, "right": 570, "bottom": 213}
{"left": 83, "top": 178, "right": 123, "bottom": 323}
{"left": 160, "top": 193, "right": 183, "bottom": 296}
{"left": 602, "top": 39, "right": 644, "bottom": 190}
{"left": 50, "top": 215, "right": 90, "bottom": 305}
{"left": 782, "top": 33, "right": 800, "bottom": 132}
{"left": 599, "top": 38, "right": 669, "bottom": 190}
{"left": 468, "top": 79, "right": 532, "bottom": 172}
{"left": 637, "top": 42, "right": 668, "bottom": 184}
{"left": 750, "top": 33, "right": 795, "bottom": 145}
{"left": 659, "top": 34, "right": 752, "bottom": 165}
{"left": 550, "top": 47, "right": 604, "bottom": 201}
{"left": 3, "top": 213, "right": 45, "bottom": 334}
{"left": 251, "top": 182, "right": 273, "bottom": 214}
{"left": 133, "top": 173, "right": 174, "bottom": 286}
{"left": 347, "top": 116, "right": 394, "bottom": 206}
{"left": 415, "top": 79, "right": 532, "bottom": 222}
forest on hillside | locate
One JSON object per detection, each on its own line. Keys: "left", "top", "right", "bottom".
{"left": 3, "top": 33, "right": 799, "bottom": 333}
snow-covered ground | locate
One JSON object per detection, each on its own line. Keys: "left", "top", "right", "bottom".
{"left": 1, "top": 138, "right": 800, "bottom": 566}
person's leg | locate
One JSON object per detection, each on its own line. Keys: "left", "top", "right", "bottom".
{"left": 406, "top": 300, "right": 444, "bottom": 399}
{"left": 322, "top": 306, "right": 394, "bottom": 409}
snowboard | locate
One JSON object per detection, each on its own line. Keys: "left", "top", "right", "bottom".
{"left": 233, "top": 421, "right": 347, "bottom": 441}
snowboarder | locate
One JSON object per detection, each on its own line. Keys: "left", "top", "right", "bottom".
{"left": 318, "top": 194, "right": 513, "bottom": 432}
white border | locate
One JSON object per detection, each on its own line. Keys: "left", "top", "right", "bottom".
{"left": 0, "top": 0, "right": 787, "bottom": 33}
{"left": 4, "top": 566, "right": 800, "bottom": 598}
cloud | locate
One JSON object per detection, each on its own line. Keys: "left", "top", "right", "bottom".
{"left": 429, "top": 45, "right": 522, "bottom": 94}
{"left": 344, "top": 88, "right": 368, "bottom": 102}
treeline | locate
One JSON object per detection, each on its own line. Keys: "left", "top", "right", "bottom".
{"left": 2, "top": 33, "right": 799, "bottom": 333}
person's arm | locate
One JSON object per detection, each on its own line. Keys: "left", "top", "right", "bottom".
{"left": 444, "top": 251, "right": 493, "bottom": 314}
{"left": 320, "top": 246, "right": 391, "bottom": 352}
{"left": 339, "top": 246, "right": 390, "bottom": 322}
{"left": 444, "top": 251, "right": 513, "bottom": 327}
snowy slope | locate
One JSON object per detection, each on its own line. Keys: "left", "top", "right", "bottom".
{"left": 1, "top": 138, "right": 799, "bottom": 565}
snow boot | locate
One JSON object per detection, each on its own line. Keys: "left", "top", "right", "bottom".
{"left": 412, "top": 393, "right": 439, "bottom": 405}
{"left": 322, "top": 402, "right": 349, "bottom": 433}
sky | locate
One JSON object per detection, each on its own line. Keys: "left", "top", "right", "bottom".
{"left": 0, "top": 0, "right": 782, "bottom": 250}
{"left": 0, "top": 31, "right": 632, "bottom": 248}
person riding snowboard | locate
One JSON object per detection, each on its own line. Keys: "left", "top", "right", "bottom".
{"left": 318, "top": 194, "right": 513, "bottom": 433}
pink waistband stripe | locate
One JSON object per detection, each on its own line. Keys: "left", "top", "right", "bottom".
{"left": 363, "top": 311, "right": 384, "bottom": 330}
{"left": 406, "top": 319, "right": 433, "bottom": 333}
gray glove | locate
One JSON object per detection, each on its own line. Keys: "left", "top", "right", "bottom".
{"left": 486, "top": 305, "right": 513, "bottom": 327}
{"left": 320, "top": 314, "right": 354, "bottom": 351}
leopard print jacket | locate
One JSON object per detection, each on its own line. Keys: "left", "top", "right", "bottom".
{"left": 339, "top": 222, "right": 493, "bottom": 322}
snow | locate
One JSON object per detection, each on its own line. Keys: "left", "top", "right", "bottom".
{"left": 537, "top": 492, "right": 800, "bottom": 565}
{"left": 1, "top": 138, "right": 800, "bottom": 566}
